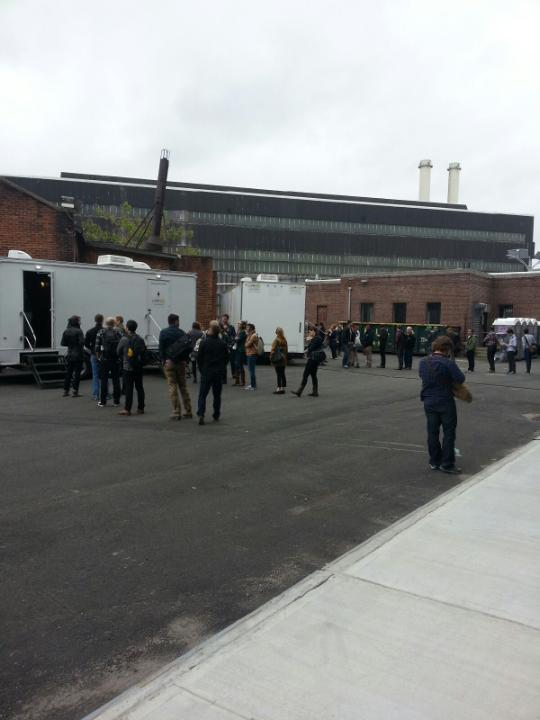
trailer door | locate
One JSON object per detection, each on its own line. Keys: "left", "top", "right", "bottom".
{"left": 23, "top": 270, "right": 53, "bottom": 348}
{"left": 146, "top": 279, "right": 171, "bottom": 341}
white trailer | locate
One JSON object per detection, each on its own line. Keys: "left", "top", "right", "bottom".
{"left": 220, "top": 275, "right": 306, "bottom": 355}
{"left": 0, "top": 251, "right": 197, "bottom": 369}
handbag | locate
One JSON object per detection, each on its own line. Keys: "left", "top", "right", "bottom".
{"left": 453, "top": 382, "right": 472, "bottom": 403}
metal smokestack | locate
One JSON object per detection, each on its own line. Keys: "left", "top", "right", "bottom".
{"left": 144, "top": 149, "right": 170, "bottom": 251}
{"left": 418, "top": 159, "right": 433, "bottom": 201}
{"left": 447, "top": 162, "right": 461, "bottom": 204}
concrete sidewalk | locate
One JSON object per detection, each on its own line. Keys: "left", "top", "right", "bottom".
{"left": 85, "top": 439, "right": 540, "bottom": 720}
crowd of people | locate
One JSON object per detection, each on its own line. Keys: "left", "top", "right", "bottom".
{"left": 60, "top": 313, "right": 536, "bottom": 471}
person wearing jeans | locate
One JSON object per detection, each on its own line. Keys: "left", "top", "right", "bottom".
{"left": 483, "top": 328, "right": 498, "bottom": 373}
{"left": 244, "top": 323, "right": 259, "bottom": 390}
{"left": 504, "top": 329, "right": 517, "bottom": 374}
{"left": 196, "top": 321, "right": 229, "bottom": 425}
{"left": 418, "top": 335, "right": 466, "bottom": 474}
{"left": 84, "top": 313, "right": 104, "bottom": 399}
{"left": 523, "top": 327, "right": 536, "bottom": 373}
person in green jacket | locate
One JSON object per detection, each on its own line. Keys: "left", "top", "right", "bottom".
{"left": 465, "top": 329, "right": 477, "bottom": 372}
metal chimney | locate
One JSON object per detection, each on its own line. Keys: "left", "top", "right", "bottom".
{"left": 144, "top": 149, "right": 170, "bottom": 251}
{"left": 447, "top": 162, "right": 461, "bottom": 204}
{"left": 418, "top": 159, "right": 433, "bottom": 201}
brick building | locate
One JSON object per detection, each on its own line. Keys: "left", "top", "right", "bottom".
{"left": 0, "top": 178, "right": 216, "bottom": 326}
{"left": 306, "top": 269, "right": 540, "bottom": 333}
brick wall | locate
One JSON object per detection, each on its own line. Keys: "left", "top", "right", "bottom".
{"left": 0, "top": 181, "right": 75, "bottom": 261}
{"left": 491, "top": 276, "right": 540, "bottom": 320}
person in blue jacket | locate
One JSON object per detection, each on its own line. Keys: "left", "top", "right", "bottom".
{"left": 418, "top": 335, "right": 465, "bottom": 474}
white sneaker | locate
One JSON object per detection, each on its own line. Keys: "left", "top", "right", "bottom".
{"left": 245, "top": 385, "right": 256, "bottom": 390}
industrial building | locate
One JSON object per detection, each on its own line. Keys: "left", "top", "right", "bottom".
{"left": 5, "top": 163, "right": 535, "bottom": 284}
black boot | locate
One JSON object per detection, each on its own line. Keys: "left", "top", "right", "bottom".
{"left": 309, "top": 379, "right": 319, "bottom": 397}
{"left": 291, "top": 384, "right": 305, "bottom": 397}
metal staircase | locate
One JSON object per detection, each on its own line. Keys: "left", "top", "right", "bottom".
{"left": 26, "top": 352, "right": 66, "bottom": 389}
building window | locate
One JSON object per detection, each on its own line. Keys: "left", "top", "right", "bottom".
{"left": 498, "top": 304, "right": 514, "bottom": 318}
{"left": 393, "top": 303, "right": 407, "bottom": 324}
{"left": 426, "top": 302, "right": 441, "bottom": 324}
{"left": 316, "top": 305, "right": 328, "bottom": 324}
{"left": 360, "top": 303, "right": 373, "bottom": 322}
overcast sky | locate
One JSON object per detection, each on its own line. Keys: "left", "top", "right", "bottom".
{"left": 1, "top": 0, "right": 538, "bottom": 243}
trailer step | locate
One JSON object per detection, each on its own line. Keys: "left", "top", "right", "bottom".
{"left": 27, "top": 353, "right": 66, "bottom": 389}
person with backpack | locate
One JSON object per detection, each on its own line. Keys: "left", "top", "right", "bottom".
{"left": 378, "top": 326, "right": 389, "bottom": 368}
{"left": 117, "top": 320, "right": 146, "bottom": 416}
{"left": 270, "top": 327, "right": 288, "bottom": 394}
{"left": 61, "top": 315, "right": 85, "bottom": 397}
{"left": 244, "top": 323, "right": 259, "bottom": 390}
{"left": 220, "top": 314, "right": 236, "bottom": 384}
{"left": 292, "top": 327, "right": 325, "bottom": 397}
{"left": 483, "top": 327, "right": 499, "bottom": 373}
{"left": 340, "top": 322, "right": 354, "bottom": 368}
{"left": 84, "top": 313, "right": 104, "bottom": 400}
{"left": 159, "top": 313, "right": 193, "bottom": 420}
{"left": 187, "top": 321, "right": 204, "bottom": 383}
{"left": 197, "top": 320, "right": 229, "bottom": 425}
{"left": 95, "top": 317, "right": 122, "bottom": 407}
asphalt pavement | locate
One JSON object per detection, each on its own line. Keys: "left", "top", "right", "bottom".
{"left": 1, "top": 357, "right": 539, "bottom": 720}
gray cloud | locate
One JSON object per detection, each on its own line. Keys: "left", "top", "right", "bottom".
{"left": 0, "top": 0, "right": 538, "bottom": 244}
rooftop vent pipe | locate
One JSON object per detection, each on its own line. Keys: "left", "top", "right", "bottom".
{"left": 418, "top": 159, "right": 433, "bottom": 201}
{"left": 447, "top": 162, "right": 461, "bottom": 204}
{"left": 144, "top": 149, "right": 170, "bottom": 252}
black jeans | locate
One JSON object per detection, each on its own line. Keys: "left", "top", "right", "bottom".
{"left": 191, "top": 359, "right": 198, "bottom": 383}
{"left": 466, "top": 350, "right": 475, "bottom": 371}
{"left": 379, "top": 343, "right": 386, "bottom": 368}
{"left": 100, "top": 358, "right": 121, "bottom": 404}
{"left": 404, "top": 349, "right": 413, "bottom": 369}
{"left": 64, "top": 358, "right": 82, "bottom": 393}
{"left": 329, "top": 340, "right": 337, "bottom": 359}
{"left": 507, "top": 351, "right": 516, "bottom": 373}
{"left": 198, "top": 371, "right": 223, "bottom": 419}
{"left": 274, "top": 365, "right": 287, "bottom": 387}
{"left": 397, "top": 348, "right": 404, "bottom": 369}
{"left": 124, "top": 370, "right": 145, "bottom": 412}
{"left": 425, "top": 401, "right": 457, "bottom": 469}
{"left": 487, "top": 346, "right": 496, "bottom": 371}
{"left": 301, "top": 359, "right": 319, "bottom": 393}
{"left": 524, "top": 348, "right": 532, "bottom": 373}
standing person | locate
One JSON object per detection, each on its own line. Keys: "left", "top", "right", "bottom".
{"left": 220, "top": 314, "right": 236, "bottom": 384}
{"left": 419, "top": 335, "right": 467, "bottom": 474}
{"left": 503, "top": 328, "right": 517, "bottom": 374}
{"left": 244, "top": 323, "right": 259, "bottom": 390}
{"left": 115, "top": 315, "right": 126, "bottom": 395}
{"left": 187, "top": 321, "right": 204, "bottom": 383}
{"left": 349, "top": 323, "right": 360, "bottom": 368}
{"left": 523, "top": 327, "right": 536, "bottom": 374}
{"left": 117, "top": 320, "right": 146, "bottom": 416}
{"left": 362, "top": 324, "right": 374, "bottom": 368}
{"left": 340, "top": 322, "right": 354, "bottom": 369}
{"left": 61, "top": 315, "right": 85, "bottom": 397}
{"left": 84, "top": 313, "right": 104, "bottom": 400}
{"left": 396, "top": 326, "right": 406, "bottom": 370}
{"left": 404, "top": 326, "right": 416, "bottom": 370}
{"left": 378, "top": 326, "right": 388, "bottom": 368}
{"left": 328, "top": 325, "right": 338, "bottom": 359}
{"left": 234, "top": 321, "right": 247, "bottom": 386}
{"left": 159, "top": 313, "right": 193, "bottom": 420}
{"left": 465, "top": 329, "right": 477, "bottom": 372}
{"left": 197, "top": 320, "right": 229, "bottom": 425}
{"left": 292, "top": 328, "right": 324, "bottom": 397}
{"left": 483, "top": 327, "right": 498, "bottom": 373}
{"left": 95, "top": 317, "right": 122, "bottom": 407}
{"left": 270, "top": 327, "right": 288, "bottom": 394}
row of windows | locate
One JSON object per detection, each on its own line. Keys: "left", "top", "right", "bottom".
{"left": 81, "top": 203, "right": 527, "bottom": 247}
{"left": 184, "top": 210, "right": 526, "bottom": 245}
{"left": 197, "top": 247, "right": 517, "bottom": 275}
{"left": 354, "top": 302, "right": 441, "bottom": 324}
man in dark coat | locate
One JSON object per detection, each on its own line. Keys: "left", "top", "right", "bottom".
{"left": 197, "top": 321, "right": 229, "bottom": 425}
{"left": 378, "top": 326, "right": 389, "bottom": 368}
{"left": 61, "top": 315, "right": 85, "bottom": 397}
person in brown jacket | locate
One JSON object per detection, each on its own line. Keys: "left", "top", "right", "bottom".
{"left": 270, "top": 327, "right": 288, "bottom": 394}
{"left": 244, "top": 323, "right": 259, "bottom": 390}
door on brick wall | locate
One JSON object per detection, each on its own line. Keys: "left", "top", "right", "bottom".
{"left": 146, "top": 280, "right": 171, "bottom": 341}
{"left": 316, "top": 305, "right": 328, "bottom": 324}
{"left": 23, "top": 271, "right": 52, "bottom": 348}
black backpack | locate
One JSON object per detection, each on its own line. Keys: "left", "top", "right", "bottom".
{"left": 127, "top": 335, "right": 147, "bottom": 370}
{"left": 167, "top": 335, "right": 194, "bottom": 363}
{"left": 101, "top": 328, "right": 120, "bottom": 360}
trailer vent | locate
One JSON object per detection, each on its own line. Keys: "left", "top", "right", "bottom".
{"left": 256, "top": 273, "right": 279, "bottom": 283}
{"left": 8, "top": 249, "right": 32, "bottom": 259}
{"left": 97, "top": 254, "right": 134, "bottom": 267}
{"left": 133, "top": 261, "right": 151, "bottom": 270}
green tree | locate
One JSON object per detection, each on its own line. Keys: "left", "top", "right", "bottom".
{"left": 82, "top": 202, "right": 199, "bottom": 255}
